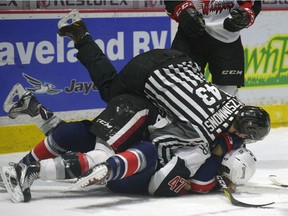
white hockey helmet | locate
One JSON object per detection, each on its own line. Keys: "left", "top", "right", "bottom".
{"left": 221, "top": 147, "right": 257, "bottom": 185}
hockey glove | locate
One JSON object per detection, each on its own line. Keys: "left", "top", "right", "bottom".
{"left": 179, "top": 7, "right": 205, "bottom": 38}
{"left": 223, "top": 7, "right": 255, "bottom": 32}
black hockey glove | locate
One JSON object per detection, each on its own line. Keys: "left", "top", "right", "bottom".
{"left": 179, "top": 7, "right": 205, "bottom": 38}
{"left": 223, "top": 7, "right": 255, "bottom": 32}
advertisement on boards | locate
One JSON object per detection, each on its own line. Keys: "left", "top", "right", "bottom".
{"left": 1, "top": 0, "right": 288, "bottom": 10}
{"left": 239, "top": 11, "right": 288, "bottom": 105}
{"left": 0, "top": 0, "right": 166, "bottom": 10}
{"left": 1, "top": 9, "right": 288, "bottom": 119}
{"left": 0, "top": 13, "right": 171, "bottom": 117}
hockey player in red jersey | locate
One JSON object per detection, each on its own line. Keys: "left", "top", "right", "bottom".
{"left": 164, "top": 0, "right": 262, "bottom": 96}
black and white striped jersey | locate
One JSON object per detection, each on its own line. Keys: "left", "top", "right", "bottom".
{"left": 145, "top": 61, "right": 244, "bottom": 147}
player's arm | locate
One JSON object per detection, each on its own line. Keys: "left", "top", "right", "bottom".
{"left": 186, "top": 154, "right": 222, "bottom": 193}
{"left": 148, "top": 141, "right": 211, "bottom": 196}
{"left": 184, "top": 134, "right": 244, "bottom": 194}
{"left": 164, "top": 0, "right": 205, "bottom": 38}
{"left": 148, "top": 156, "right": 191, "bottom": 197}
{"left": 224, "top": 0, "right": 262, "bottom": 32}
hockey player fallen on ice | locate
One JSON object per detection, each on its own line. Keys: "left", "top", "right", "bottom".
{"left": 0, "top": 88, "right": 257, "bottom": 202}
{"left": 1, "top": 10, "right": 270, "bottom": 202}
{"left": 55, "top": 9, "right": 270, "bottom": 195}
{"left": 0, "top": 88, "right": 260, "bottom": 202}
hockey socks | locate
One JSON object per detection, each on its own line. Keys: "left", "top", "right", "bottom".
{"left": 107, "top": 141, "right": 157, "bottom": 181}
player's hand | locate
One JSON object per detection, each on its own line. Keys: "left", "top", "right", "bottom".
{"left": 179, "top": 7, "right": 205, "bottom": 38}
{"left": 223, "top": 7, "right": 255, "bottom": 32}
{"left": 222, "top": 176, "right": 236, "bottom": 193}
{"left": 184, "top": 179, "right": 192, "bottom": 190}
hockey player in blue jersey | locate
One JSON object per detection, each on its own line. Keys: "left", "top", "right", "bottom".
{"left": 1, "top": 85, "right": 247, "bottom": 202}
{"left": 0, "top": 87, "right": 256, "bottom": 202}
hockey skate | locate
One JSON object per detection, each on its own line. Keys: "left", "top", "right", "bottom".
{"left": 69, "top": 162, "right": 110, "bottom": 190}
{"left": 3, "top": 83, "right": 25, "bottom": 113}
{"left": 58, "top": 9, "right": 89, "bottom": 44}
{"left": 4, "top": 83, "right": 41, "bottom": 119}
{"left": 0, "top": 163, "right": 40, "bottom": 202}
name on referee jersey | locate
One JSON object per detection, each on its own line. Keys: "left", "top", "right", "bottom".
{"left": 203, "top": 98, "right": 243, "bottom": 133}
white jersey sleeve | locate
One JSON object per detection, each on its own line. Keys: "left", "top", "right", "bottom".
{"left": 173, "top": 143, "right": 211, "bottom": 176}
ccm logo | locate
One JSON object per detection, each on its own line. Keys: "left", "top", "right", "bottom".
{"left": 222, "top": 70, "right": 243, "bottom": 75}
{"left": 175, "top": 2, "right": 193, "bottom": 17}
{"left": 96, "top": 119, "right": 113, "bottom": 129}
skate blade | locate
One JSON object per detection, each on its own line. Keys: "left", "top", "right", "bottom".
{"left": 58, "top": 9, "right": 81, "bottom": 29}
{"left": 0, "top": 166, "right": 6, "bottom": 190}
{"left": 3, "top": 83, "right": 26, "bottom": 113}
{"left": 0, "top": 166, "right": 24, "bottom": 203}
{"left": 68, "top": 165, "right": 108, "bottom": 190}
{"left": 0, "top": 180, "right": 5, "bottom": 189}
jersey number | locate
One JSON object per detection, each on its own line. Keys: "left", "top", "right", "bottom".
{"left": 168, "top": 176, "right": 187, "bottom": 193}
{"left": 195, "top": 84, "right": 222, "bottom": 106}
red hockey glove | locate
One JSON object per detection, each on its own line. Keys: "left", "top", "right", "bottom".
{"left": 223, "top": 7, "right": 255, "bottom": 32}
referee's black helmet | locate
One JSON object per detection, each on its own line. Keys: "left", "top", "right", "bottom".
{"left": 234, "top": 106, "right": 271, "bottom": 140}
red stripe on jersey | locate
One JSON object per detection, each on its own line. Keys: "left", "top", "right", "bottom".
{"left": 118, "top": 151, "right": 139, "bottom": 178}
{"left": 32, "top": 139, "right": 57, "bottom": 160}
{"left": 222, "top": 134, "right": 233, "bottom": 152}
{"left": 110, "top": 111, "right": 148, "bottom": 150}
{"left": 78, "top": 152, "right": 89, "bottom": 174}
{"left": 217, "top": 133, "right": 233, "bottom": 152}
{"left": 189, "top": 179, "right": 217, "bottom": 193}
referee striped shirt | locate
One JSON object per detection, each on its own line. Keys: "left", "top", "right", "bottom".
{"left": 145, "top": 61, "right": 244, "bottom": 145}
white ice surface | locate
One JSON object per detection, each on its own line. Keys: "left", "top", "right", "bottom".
{"left": 1, "top": 127, "right": 288, "bottom": 216}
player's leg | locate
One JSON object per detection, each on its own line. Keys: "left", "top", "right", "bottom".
{"left": 90, "top": 93, "right": 159, "bottom": 152}
{"left": 170, "top": 29, "right": 208, "bottom": 74}
{"left": 47, "top": 94, "right": 158, "bottom": 187}
{"left": 4, "top": 84, "right": 64, "bottom": 135}
{"left": 71, "top": 141, "right": 158, "bottom": 192}
{"left": 106, "top": 141, "right": 158, "bottom": 194}
{"left": 19, "top": 120, "right": 96, "bottom": 165}
{"left": 208, "top": 36, "right": 244, "bottom": 96}
{"left": 1, "top": 150, "right": 97, "bottom": 202}
{"left": 1, "top": 151, "right": 94, "bottom": 202}
{"left": 57, "top": 9, "right": 117, "bottom": 103}
{"left": 1, "top": 141, "right": 155, "bottom": 202}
